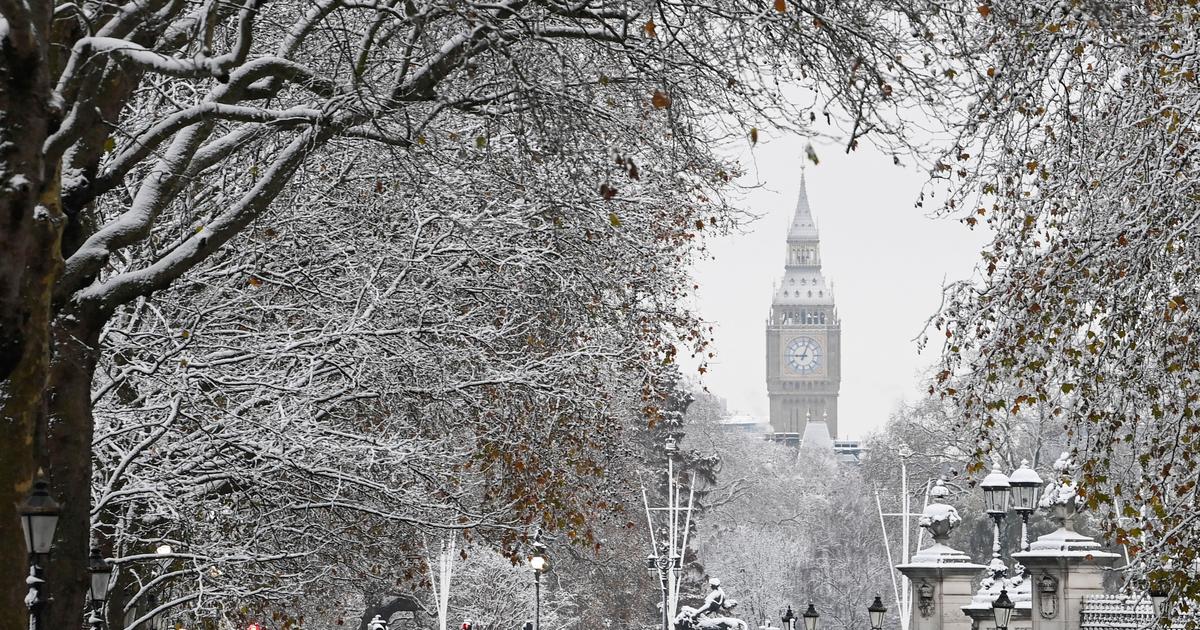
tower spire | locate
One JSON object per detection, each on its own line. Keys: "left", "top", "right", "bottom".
{"left": 766, "top": 169, "right": 840, "bottom": 443}
{"left": 789, "top": 172, "right": 818, "bottom": 241}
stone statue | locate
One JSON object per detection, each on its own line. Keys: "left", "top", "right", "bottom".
{"left": 675, "top": 578, "right": 748, "bottom": 630}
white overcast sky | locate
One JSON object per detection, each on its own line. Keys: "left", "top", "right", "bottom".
{"left": 687, "top": 130, "right": 987, "bottom": 440}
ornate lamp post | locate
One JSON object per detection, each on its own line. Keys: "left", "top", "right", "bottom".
{"left": 980, "top": 458, "right": 1012, "bottom": 565}
{"left": 530, "top": 534, "right": 551, "bottom": 630}
{"left": 867, "top": 596, "right": 887, "bottom": 630}
{"left": 18, "top": 472, "right": 61, "bottom": 630}
{"left": 642, "top": 435, "right": 692, "bottom": 630}
{"left": 645, "top": 555, "right": 673, "bottom": 630}
{"left": 991, "top": 589, "right": 1014, "bottom": 630}
{"left": 801, "top": 604, "right": 818, "bottom": 630}
{"left": 89, "top": 547, "right": 113, "bottom": 629}
{"left": 781, "top": 605, "right": 796, "bottom": 630}
{"left": 1008, "top": 460, "right": 1043, "bottom": 552}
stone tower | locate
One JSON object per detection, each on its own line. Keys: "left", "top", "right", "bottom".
{"left": 765, "top": 174, "right": 841, "bottom": 439}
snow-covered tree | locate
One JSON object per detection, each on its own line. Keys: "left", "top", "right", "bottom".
{"left": 926, "top": 1, "right": 1200, "bottom": 621}
{"left": 88, "top": 142, "right": 718, "bottom": 627}
{"left": 0, "top": 0, "right": 960, "bottom": 625}
{"left": 690, "top": 424, "right": 893, "bottom": 630}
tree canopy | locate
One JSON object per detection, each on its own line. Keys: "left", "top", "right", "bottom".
{"left": 0, "top": 0, "right": 943, "bottom": 627}
{"left": 930, "top": 1, "right": 1200, "bottom": 618}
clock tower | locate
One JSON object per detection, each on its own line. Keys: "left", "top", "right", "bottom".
{"left": 765, "top": 175, "right": 841, "bottom": 440}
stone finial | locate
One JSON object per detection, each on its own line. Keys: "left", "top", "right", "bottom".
{"left": 907, "top": 479, "right": 977, "bottom": 565}
{"left": 1038, "top": 451, "right": 1080, "bottom": 531}
{"left": 1023, "top": 451, "right": 1118, "bottom": 554}
{"left": 918, "top": 479, "right": 960, "bottom": 544}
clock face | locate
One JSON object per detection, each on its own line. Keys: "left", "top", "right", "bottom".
{"left": 786, "top": 337, "right": 822, "bottom": 374}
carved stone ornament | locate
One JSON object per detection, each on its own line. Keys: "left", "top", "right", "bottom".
{"left": 918, "top": 581, "right": 935, "bottom": 617}
{"left": 1037, "top": 573, "right": 1059, "bottom": 619}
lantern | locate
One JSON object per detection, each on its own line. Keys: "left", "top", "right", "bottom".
{"left": 992, "top": 589, "right": 1015, "bottom": 630}
{"left": 801, "top": 603, "right": 818, "bottom": 630}
{"left": 867, "top": 595, "right": 887, "bottom": 630}
{"left": 18, "top": 474, "right": 61, "bottom": 555}
{"left": 88, "top": 547, "right": 113, "bottom": 604}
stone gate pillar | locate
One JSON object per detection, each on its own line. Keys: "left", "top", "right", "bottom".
{"left": 896, "top": 481, "right": 986, "bottom": 630}
{"left": 1012, "top": 461, "right": 1118, "bottom": 630}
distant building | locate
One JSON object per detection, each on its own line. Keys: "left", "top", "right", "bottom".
{"left": 717, "top": 413, "right": 770, "bottom": 434}
{"left": 779, "top": 418, "right": 864, "bottom": 464}
{"left": 765, "top": 173, "right": 842, "bottom": 441}
{"left": 832, "top": 438, "right": 865, "bottom": 464}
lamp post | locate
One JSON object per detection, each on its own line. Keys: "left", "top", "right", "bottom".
{"left": 530, "top": 534, "right": 550, "bottom": 630}
{"left": 867, "top": 596, "right": 887, "bottom": 630}
{"left": 646, "top": 555, "right": 672, "bottom": 630}
{"left": 1150, "top": 586, "right": 1169, "bottom": 620}
{"left": 18, "top": 472, "right": 61, "bottom": 630}
{"left": 151, "top": 543, "right": 174, "bottom": 628}
{"left": 801, "top": 604, "right": 818, "bottom": 630}
{"left": 145, "top": 592, "right": 160, "bottom": 630}
{"left": 781, "top": 605, "right": 796, "bottom": 630}
{"left": 1008, "top": 460, "right": 1043, "bottom": 552}
{"left": 89, "top": 547, "right": 113, "bottom": 629}
{"left": 154, "top": 544, "right": 173, "bottom": 574}
{"left": 991, "top": 589, "right": 1014, "bottom": 630}
{"left": 980, "top": 458, "right": 1012, "bottom": 565}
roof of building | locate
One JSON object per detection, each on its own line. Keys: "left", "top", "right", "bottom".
{"left": 774, "top": 173, "right": 835, "bottom": 307}
{"left": 800, "top": 418, "right": 833, "bottom": 450}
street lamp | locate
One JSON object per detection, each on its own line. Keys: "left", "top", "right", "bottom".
{"left": 530, "top": 534, "right": 551, "bottom": 630}
{"left": 781, "top": 605, "right": 796, "bottom": 630}
{"left": 89, "top": 547, "right": 113, "bottom": 604}
{"left": 19, "top": 472, "right": 61, "bottom": 630}
{"left": 155, "top": 543, "right": 173, "bottom": 573}
{"left": 18, "top": 474, "right": 61, "bottom": 555}
{"left": 1150, "top": 586, "right": 1169, "bottom": 619}
{"left": 801, "top": 603, "right": 818, "bottom": 630}
{"left": 89, "top": 547, "right": 113, "bottom": 628}
{"left": 1009, "top": 460, "right": 1043, "bottom": 552}
{"left": 646, "top": 555, "right": 672, "bottom": 630}
{"left": 867, "top": 595, "right": 887, "bottom": 630}
{"left": 992, "top": 589, "right": 1014, "bottom": 630}
{"left": 981, "top": 459, "right": 1011, "bottom": 563}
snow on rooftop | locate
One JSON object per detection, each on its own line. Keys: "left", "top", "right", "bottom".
{"left": 800, "top": 420, "right": 833, "bottom": 450}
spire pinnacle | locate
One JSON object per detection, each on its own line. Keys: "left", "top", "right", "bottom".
{"left": 788, "top": 171, "right": 818, "bottom": 241}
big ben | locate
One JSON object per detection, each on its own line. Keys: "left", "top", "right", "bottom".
{"left": 765, "top": 174, "right": 841, "bottom": 439}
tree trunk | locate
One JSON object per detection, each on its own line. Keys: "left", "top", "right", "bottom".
{"left": 43, "top": 309, "right": 104, "bottom": 630}
{"left": 0, "top": 4, "right": 62, "bottom": 630}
